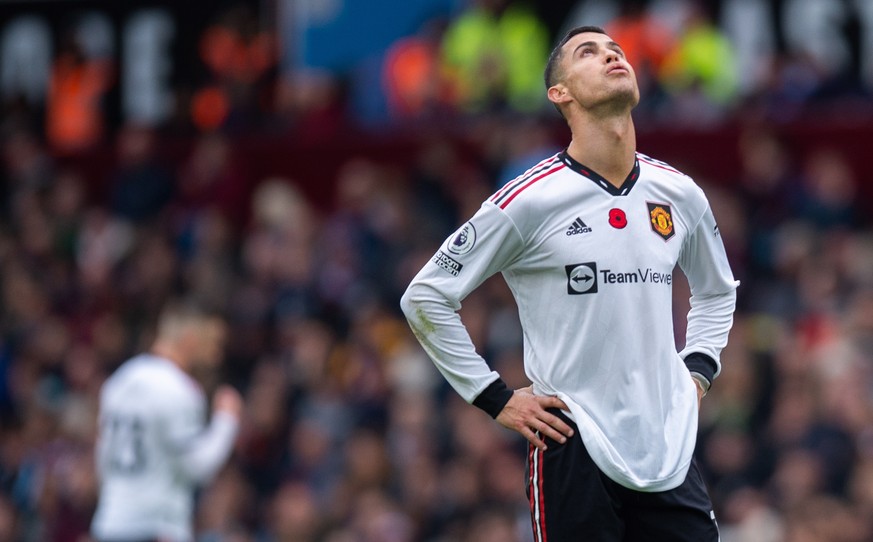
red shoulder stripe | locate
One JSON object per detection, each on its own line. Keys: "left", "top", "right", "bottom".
{"left": 637, "top": 154, "right": 684, "bottom": 176}
{"left": 499, "top": 163, "right": 565, "bottom": 210}
{"left": 490, "top": 155, "right": 560, "bottom": 205}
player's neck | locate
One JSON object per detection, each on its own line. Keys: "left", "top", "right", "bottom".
{"left": 151, "top": 341, "right": 190, "bottom": 372}
{"left": 565, "top": 113, "right": 636, "bottom": 189}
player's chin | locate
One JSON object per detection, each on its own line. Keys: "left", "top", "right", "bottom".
{"left": 609, "top": 86, "right": 639, "bottom": 108}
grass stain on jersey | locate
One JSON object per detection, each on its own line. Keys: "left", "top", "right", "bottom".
{"left": 410, "top": 307, "right": 442, "bottom": 360}
{"left": 415, "top": 307, "right": 437, "bottom": 335}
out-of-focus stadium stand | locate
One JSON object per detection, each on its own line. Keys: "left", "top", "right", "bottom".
{"left": 1, "top": 0, "right": 872, "bottom": 541}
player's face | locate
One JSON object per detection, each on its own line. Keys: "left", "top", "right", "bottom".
{"left": 550, "top": 32, "right": 640, "bottom": 114}
{"left": 188, "top": 318, "right": 227, "bottom": 368}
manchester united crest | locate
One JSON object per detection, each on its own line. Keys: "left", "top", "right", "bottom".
{"left": 647, "top": 202, "right": 674, "bottom": 240}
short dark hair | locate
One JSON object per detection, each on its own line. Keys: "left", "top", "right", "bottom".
{"left": 544, "top": 25, "right": 607, "bottom": 89}
{"left": 156, "top": 298, "right": 224, "bottom": 340}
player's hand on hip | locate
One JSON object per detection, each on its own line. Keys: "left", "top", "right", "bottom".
{"left": 692, "top": 376, "right": 705, "bottom": 410}
{"left": 496, "top": 386, "right": 574, "bottom": 451}
{"left": 213, "top": 385, "right": 243, "bottom": 419}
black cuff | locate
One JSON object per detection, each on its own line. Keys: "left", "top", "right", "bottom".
{"left": 472, "top": 378, "right": 514, "bottom": 419}
{"left": 683, "top": 352, "right": 717, "bottom": 386}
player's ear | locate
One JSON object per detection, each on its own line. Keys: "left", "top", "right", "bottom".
{"left": 548, "top": 84, "right": 571, "bottom": 107}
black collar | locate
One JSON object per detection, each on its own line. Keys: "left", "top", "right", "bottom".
{"left": 558, "top": 150, "right": 640, "bottom": 196}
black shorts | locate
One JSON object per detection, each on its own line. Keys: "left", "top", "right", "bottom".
{"left": 525, "top": 410, "right": 718, "bottom": 542}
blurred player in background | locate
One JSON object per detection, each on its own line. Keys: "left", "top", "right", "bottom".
{"left": 91, "top": 301, "right": 242, "bottom": 542}
{"left": 402, "top": 25, "right": 737, "bottom": 541}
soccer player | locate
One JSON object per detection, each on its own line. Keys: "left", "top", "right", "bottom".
{"left": 401, "top": 26, "right": 738, "bottom": 541}
{"left": 91, "top": 301, "right": 242, "bottom": 542}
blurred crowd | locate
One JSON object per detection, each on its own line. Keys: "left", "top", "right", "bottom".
{"left": 1, "top": 0, "right": 873, "bottom": 541}
{"left": 5, "top": 0, "right": 873, "bottom": 150}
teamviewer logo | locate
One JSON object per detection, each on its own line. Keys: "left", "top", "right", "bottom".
{"left": 566, "top": 262, "right": 598, "bottom": 295}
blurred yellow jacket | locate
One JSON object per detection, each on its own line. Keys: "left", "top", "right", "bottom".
{"left": 441, "top": 4, "right": 548, "bottom": 112}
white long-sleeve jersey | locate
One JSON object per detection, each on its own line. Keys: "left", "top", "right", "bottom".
{"left": 401, "top": 151, "right": 738, "bottom": 492}
{"left": 92, "top": 354, "right": 239, "bottom": 542}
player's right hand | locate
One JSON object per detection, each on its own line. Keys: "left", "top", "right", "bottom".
{"left": 212, "top": 385, "right": 243, "bottom": 419}
{"left": 496, "top": 386, "right": 574, "bottom": 451}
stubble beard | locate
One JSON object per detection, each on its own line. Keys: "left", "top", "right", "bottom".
{"left": 589, "top": 81, "right": 640, "bottom": 118}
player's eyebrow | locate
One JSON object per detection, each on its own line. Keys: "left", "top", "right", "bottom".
{"left": 573, "top": 40, "right": 625, "bottom": 56}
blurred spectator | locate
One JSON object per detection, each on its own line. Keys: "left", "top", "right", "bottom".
{"left": 315, "top": 159, "right": 415, "bottom": 315}
{"left": 194, "top": 4, "right": 276, "bottom": 132}
{"left": 261, "top": 480, "right": 321, "bottom": 541}
{"left": 45, "top": 36, "right": 111, "bottom": 154}
{"left": 196, "top": 465, "right": 256, "bottom": 541}
{"left": 735, "top": 128, "right": 798, "bottom": 279}
{"left": 34, "top": 396, "right": 97, "bottom": 542}
{"left": 440, "top": 0, "right": 549, "bottom": 112}
{"left": 745, "top": 50, "right": 825, "bottom": 122}
{"left": 791, "top": 148, "right": 863, "bottom": 231}
{"left": 174, "top": 133, "right": 250, "bottom": 229}
{"left": 75, "top": 208, "right": 134, "bottom": 298}
{"left": 273, "top": 71, "right": 346, "bottom": 140}
{"left": 109, "top": 123, "right": 175, "bottom": 223}
{"left": 782, "top": 495, "right": 870, "bottom": 542}
{"left": 46, "top": 169, "right": 87, "bottom": 263}
{"left": 406, "top": 139, "right": 464, "bottom": 245}
{"left": 1, "top": 128, "right": 54, "bottom": 221}
{"left": 382, "top": 22, "right": 446, "bottom": 120}
{"left": 0, "top": 493, "right": 19, "bottom": 542}
{"left": 720, "top": 487, "right": 784, "bottom": 542}
{"left": 660, "top": 3, "right": 738, "bottom": 123}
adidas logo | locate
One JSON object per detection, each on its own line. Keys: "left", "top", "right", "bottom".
{"left": 566, "top": 217, "right": 592, "bottom": 236}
